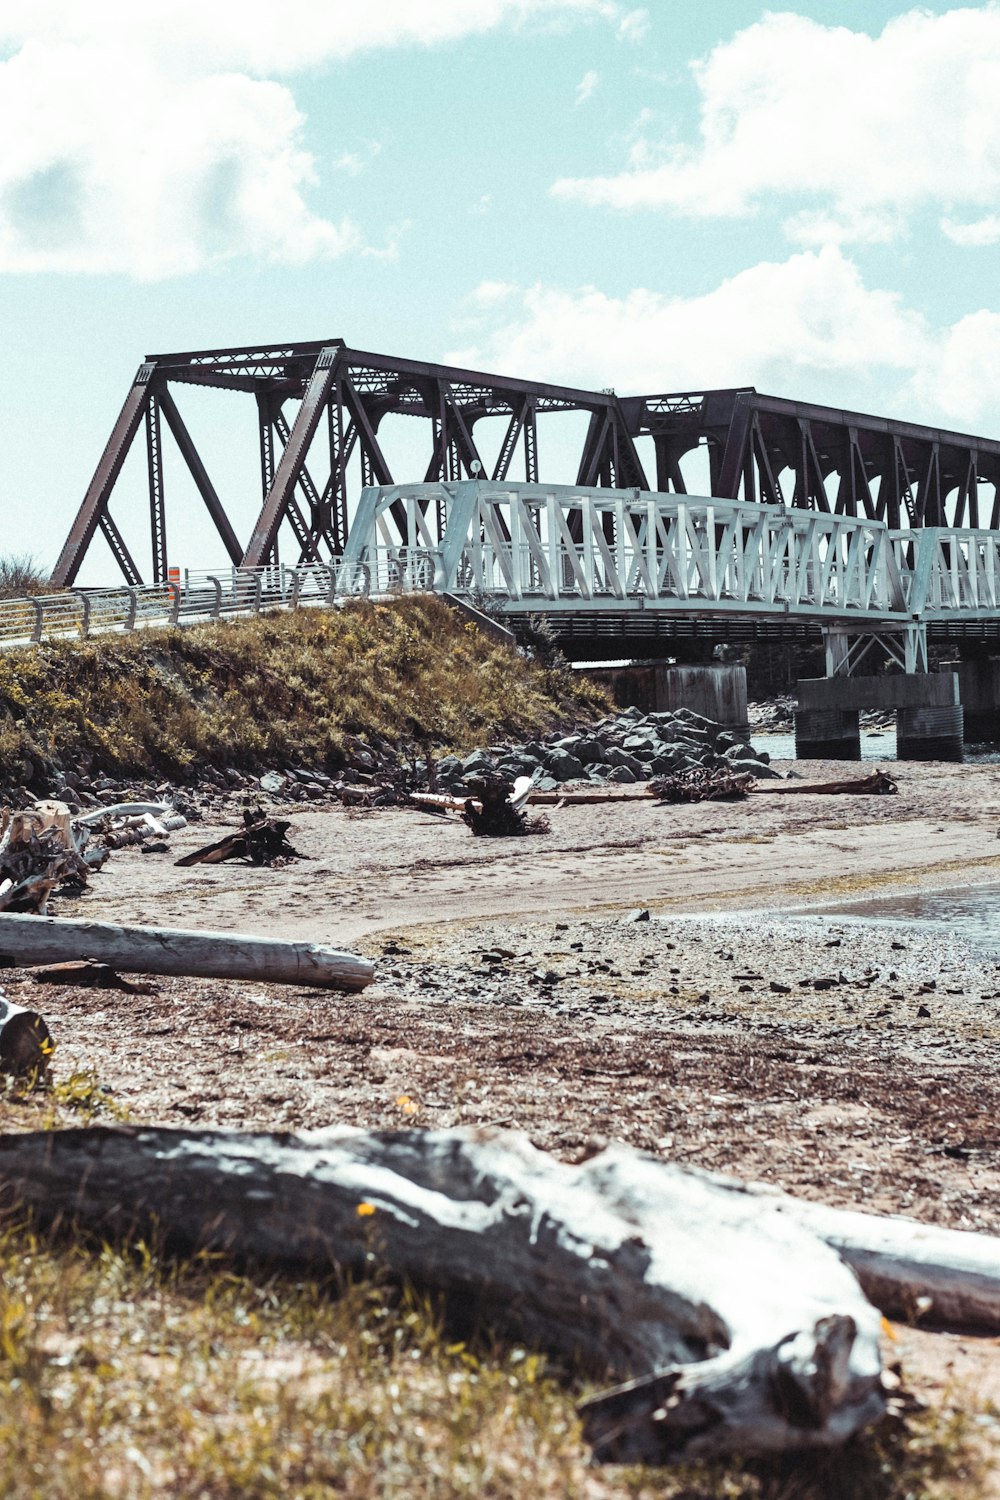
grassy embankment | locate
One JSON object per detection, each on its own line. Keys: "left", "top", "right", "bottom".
{"left": 0, "top": 595, "right": 605, "bottom": 787}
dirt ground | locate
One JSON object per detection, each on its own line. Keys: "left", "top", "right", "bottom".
{"left": 9, "top": 753, "right": 1000, "bottom": 1484}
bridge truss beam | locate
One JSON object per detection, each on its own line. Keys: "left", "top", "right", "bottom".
{"left": 52, "top": 344, "right": 1000, "bottom": 586}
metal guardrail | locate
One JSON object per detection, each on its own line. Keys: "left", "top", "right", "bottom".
{"left": 0, "top": 556, "right": 440, "bottom": 648}
{"left": 14, "top": 488, "right": 1000, "bottom": 652}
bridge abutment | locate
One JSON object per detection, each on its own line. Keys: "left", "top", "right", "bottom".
{"left": 579, "top": 663, "right": 750, "bottom": 738}
{"left": 795, "top": 673, "right": 963, "bottom": 762}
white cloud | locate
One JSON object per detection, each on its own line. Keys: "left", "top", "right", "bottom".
{"left": 450, "top": 248, "right": 926, "bottom": 396}
{"left": 941, "top": 215, "right": 1000, "bottom": 247}
{"left": 332, "top": 143, "right": 382, "bottom": 177}
{"left": 553, "top": 5, "right": 1000, "bottom": 245}
{"left": 909, "top": 310, "right": 1000, "bottom": 427}
{"left": 0, "top": 0, "right": 637, "bottom": 278}
{"left": 617, "top": 8, "right": 650, "bottom": 43}
{"left": 575, "top": 69, "right": 600, "bottom": 106}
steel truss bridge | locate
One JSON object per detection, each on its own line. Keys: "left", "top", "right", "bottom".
{"left": 52, "top": 340, "right": 1000, "bottom": 591}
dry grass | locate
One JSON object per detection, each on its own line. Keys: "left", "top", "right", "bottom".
{"left": 0, "top": 1219, "right": 987, "bottom": 1500}
{"left": 0, "top": 596, "right": 606, "bottom": 786}
{"left": 0, "top": 555, "right": 53, "bottom": 599}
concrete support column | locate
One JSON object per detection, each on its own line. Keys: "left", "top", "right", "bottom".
{"left": 955, "top": 660, "right": 1000, "bottom": 743}
{"left": 896, "top": 705, "right": 964, "bottom": 762}
{"left": 660, "top": 665, "right": 749, "bottom": 740}
{"left": 795, "top": 670, "right": 962, "bottom": 762}
{"left": 794, "top": 708, "right": 861, "bottom": 760}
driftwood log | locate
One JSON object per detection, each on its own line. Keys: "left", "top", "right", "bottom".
{"left": 754, "top": 769, "right": 898, "bottom": 797}
{"left": 0, "top": 1125, "right": 884, "bottom": 1461}
{"left": 0, "top": 914, "right": 373, "bottom": 991}
{"left": 0, "top": 993, "right": 52, "bottom": 1073}
{"left": 650, "top": 767, "right": 757, "bottom": 803}
{"left": 175, "top": 809, "right": 303, "bottom": 867}
{"left": 755, "top": 1187, "right": 1000, "bottom": 1329}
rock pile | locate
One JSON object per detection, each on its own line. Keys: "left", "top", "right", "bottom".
{"left": 12, "top": 711, "right": 777, "bottom": 818}
{"left": 432, "top": 707, "right": 778, "bottom": 795}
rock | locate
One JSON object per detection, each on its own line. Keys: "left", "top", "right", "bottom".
{"left": 607, "top": 765, "right": 637, "bottom": 784}
{"left": 546, "top": 749, "right": 585, "bottom": 782}
{"left": 462, "top": 749, "right": 497, "bottom": 775}
{"left": 626, "top": 908, "right": 651, "bottom": 923}
{"left": 723, "top": 743, "right": 761, "bottom": 764}
{"left": 605, "top": 747, "right": 643, "bottom": 775}
{"left": 576, "top": 738, "right": 607, "bottom": 765}
{"left": 259, "top": 772, "right": 285, "bottom": 794}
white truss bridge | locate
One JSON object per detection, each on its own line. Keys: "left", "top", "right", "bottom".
{"left": 341, "top": 481, "right": 1000, "bottom": 662}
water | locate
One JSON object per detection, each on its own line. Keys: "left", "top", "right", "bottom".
{"left": 754, "top": 729, "right": 1000, "bottom": 764}
{"left": 795, "top": 884, "right": 1000, "bottom": 953}
{"left": 754, "top": 729, "right": 896, "bottom": 762}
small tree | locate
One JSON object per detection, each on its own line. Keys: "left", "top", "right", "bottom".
{"left": 0, "top": 555, "right": 52, "bottom": 598}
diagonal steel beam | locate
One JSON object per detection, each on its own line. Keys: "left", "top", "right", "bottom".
{"left": 272, "top": 407, "right": 339, "bottom": 558}
{"left": 242, "top": 347, "right": 340, "bottom": 567}
{"left": 52, "top": 362, "right": 156, "bottom": 585}
{"left": 98, "top": 510, "right": 142, "bottom": 587}
{"left": 146, "top": 395, "right": 167, "bottom": 583}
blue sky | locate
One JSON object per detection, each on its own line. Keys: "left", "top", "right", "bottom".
{"left": 3, "top": 0, "right": 1000, "bottom": 580}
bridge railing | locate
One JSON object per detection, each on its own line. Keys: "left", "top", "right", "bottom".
{"left": 345, "top": 483, "right": 912, "bottom": 620}
{"left": 894, "top": 530, "right": 1000, "bottom": 615}
{"left": 0, "top": 560, "right": 384, "bottom": 647}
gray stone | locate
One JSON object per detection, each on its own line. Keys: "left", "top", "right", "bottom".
{"left": 623, "top": 735, "right": 659, "bottom": 760}
{"left": 607, "top": 765, "right": 637, "bottom": 784}
{"left": 259, "top": 772, "right": 285, "bottom": 794}
{"left": 576, "top": 737, "right": 606, "bottom": 765}
{"left": 743, "top": 759, "right": 781, "bottom": 778}
{"left": 605, "top": 747, "right": 644, "bottom": 775}
{"left": 723, "top": 742, "right": 760, "bottom": 763}
{"left": 462, "top": 749, "right": 497, "bottom": 774}
{"left": 546, "top": 749, "right": 586, "bottom": 782}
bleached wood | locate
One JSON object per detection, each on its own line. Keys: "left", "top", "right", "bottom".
{"left": 0, "top": 913, "right": 374, "bottom": 990}
{"left": 753, "top": 1189, "right": 1000, "bottom": 1330}
{"left": 0, "top": 1125, "right": 883, "bottom": 1461}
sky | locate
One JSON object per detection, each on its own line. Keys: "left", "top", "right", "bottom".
{"left": 3, "top": 0, "right": 1000, "bottom": 580}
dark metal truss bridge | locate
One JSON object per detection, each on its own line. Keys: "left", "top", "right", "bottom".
{"left": 52, "top": 339, "right": 1000, "bottom": 588}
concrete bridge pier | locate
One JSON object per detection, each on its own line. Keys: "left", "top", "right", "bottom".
{"left": 955, "top": 660, "right": 1000, "bottom": 743}
{"left": 793, "top": 707, "right": 862, "bottom": 760}
{"left": 795, "top": 673, "right": 963, "bottom": 762}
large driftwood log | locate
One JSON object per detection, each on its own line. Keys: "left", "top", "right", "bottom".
{"left": 0, "top": 914, "right": 373, "bottom": 991}
{"left": 0, "top": 1125, "right": 883, "bottom": 1461}
{"left": 757, "top": 1189, "right": 1000, "bottom": 1329}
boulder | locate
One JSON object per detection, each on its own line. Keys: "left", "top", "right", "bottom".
{"left": 607, "top": 765, "right": 637, "bottom": 784}
{"left": 605, "top": 747, "right": 644, "bottom": 775}
{"left": 546, "top": 749, "right": 586, "bottom": 782}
